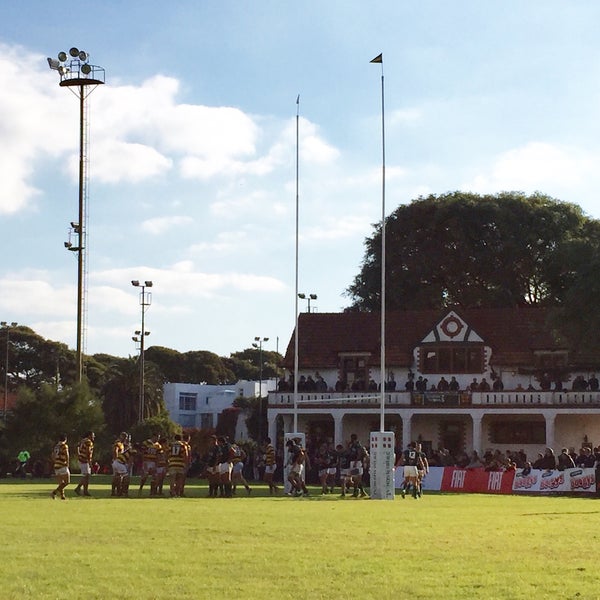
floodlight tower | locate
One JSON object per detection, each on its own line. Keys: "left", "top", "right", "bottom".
{"left": 132, "top": 280, "right": 153, "bottom": 423}
{"left": 48, "top": 48, "right": 105, "bottom": 382}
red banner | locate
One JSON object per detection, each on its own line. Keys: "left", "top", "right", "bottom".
{"left": 440, "top": 467, "right": 515, "bottom": 494}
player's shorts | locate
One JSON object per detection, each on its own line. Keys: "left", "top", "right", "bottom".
{"left": 290, "top": 463, "right": 304, "bottom": 476}
{"left": 79, "top": 462, "right": 91, "bottom": 476}
{"left": 155, "top": 466, "right": 166, "bottom": 476}
{"left": 319, "top": 467, "right": 337, "bottom": 477}
{"left": 404, "top": 465, "right": 419, "bottom": 478}
{"left": 232, "top": 461, "right": 244, "bottom": 475}
{"left": 55, "top": 466, "right": 70, "bottom": 478}
{"left": 218, "top": 462, "right": 232, "bottom": 475}
{"left": 142, "top": 460, "right": 156, "bottom": 475}
{"left": 340, "top": 468, "right": 351, "bottom": 478}
{"left": 264, "top": 464, "right": 276, "bottom": 475}
{"left": 112, "top": 460, "right": 129, "bottom": 476}
{"left": 168, "top": 466, "right": 185, "bottom": 476}
{"left": 350, "top": 460, "right": 363, "bottom": 476}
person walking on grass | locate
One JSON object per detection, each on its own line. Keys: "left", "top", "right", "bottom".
{"left": 263, "top": 437, "right": 280, "bottom": 495}
{"left": 51, "top": 433, "right": 70, "bottom": 500}
{"left": 74, "top": 431, "right": 95, "bottom": 497}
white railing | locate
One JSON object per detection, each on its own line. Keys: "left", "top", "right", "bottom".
{"left": 268, "top": 390, "right": 600, "bottom": 408}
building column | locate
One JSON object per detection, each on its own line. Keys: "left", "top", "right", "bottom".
{"left": 282, "top": 413, "right": 293, "bottom": 434}
{"left": 267, "top": 410, "right": 277, "bottom": 444}
{"left": 543, "top": 411, "right": 556, "bottom": 449}
{"left": 471, "top": 413, "right": 483, "bottom": 455}
{"left": 401, "top": 412, "right": 412, "bottom": 448}
{"left": 332, "top": 410, "right": 344, "bottom": 447}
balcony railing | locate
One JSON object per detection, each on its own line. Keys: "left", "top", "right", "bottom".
{"left": 267, "top": 390, "right": 600, "bottom": 408}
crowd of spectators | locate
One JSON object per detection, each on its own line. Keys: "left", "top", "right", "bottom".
{"left": 423, "top": 443, "right": 600, "bottom": 473}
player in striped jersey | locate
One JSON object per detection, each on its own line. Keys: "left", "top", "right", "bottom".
{"left": 263, "top": 437, "right": 279, "bottom": 495}
{"left": 111, "top": 432, "right": 132, "bottom": 497}
{"left": 168, "top": 434, "right": 189, "bottom": 497}
{"left": 51, "top": 433, "right": 70, "bottom": 500}
{"left": 180, "top": 432, "right": 192, "bottom": 497}
{"left": 138, "top": 433, "right": 161, "bottom": 496}
{"left": 74, "top": 431, "right": 95, "bottom": 497}
{"left": 154, "top": 436, "right": 169, "bottom": 496}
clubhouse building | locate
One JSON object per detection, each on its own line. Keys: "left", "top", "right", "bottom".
{"left": 266, "top": 307, "right": 600, "bottom": 457}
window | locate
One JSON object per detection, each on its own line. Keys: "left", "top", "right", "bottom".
{"left": 419, "top": 345, "right": 484, "bottom": 374}
{"left": 178, "top": 392, "right": 197, "bottom": 411}
{"left": 338, "top": 353, "right": 371, "bottom": 386}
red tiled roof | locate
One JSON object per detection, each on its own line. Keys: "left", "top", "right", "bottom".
{"left": 282, "top": 307, "right": 588, "bottom": 369}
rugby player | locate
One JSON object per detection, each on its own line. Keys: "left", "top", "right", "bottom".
{"left": 336, "top": 443, "right": 351, "bottom": 497}
{"left": 316, "top": 442, "right": 337, "bottom": 495}
{"left": 231, "top": 442, "right": 252, "bottom": 495}
{"left": 168, "top": 433, "right": 189, "bottom": 497}
{"left": 218, "top": 435, "right": 234, "bottom": 498}
{"left": 286, "top": 438, "right": 309, "bottom": 496}
{"left": 51, "top": 433, "right": 70, "bottom": 500}
{"left": 180, "top": 432, "right": 192, "bottom": 497}
{"left": 398, "top": 441, "right": 423, "bottom": 499}
{"left": 155, "top": 436, "right": 169, "bottom": 495}
{"left": 138, "top": 433, "right": 161, "bottom": 496}
{"left": 415, "top": 442, "right": 429, "bottom": 498}
{"left": 263, "top": 437, "right": 279, "bottom": 495}
{"left": 73, "top": 430, "right": 95, "bottom": 497}
{"left": 205, "top": 435, "right": 221, "bottom": 498}
{"left": 111, "top": 432, "right": 133, "bottom": 497}
{"left": 348, "top": 434, "right": 369, "bottom": 497}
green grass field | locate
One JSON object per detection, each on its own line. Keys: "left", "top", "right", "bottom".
{"left": 1, "top": 476, "right": 599, "bottom": 599}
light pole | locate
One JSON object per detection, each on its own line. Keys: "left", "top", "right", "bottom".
{"left": 1, "top": 322, "right": 17, "bottom": 421}
{"left": 252, "top": 336, "right": 269, "bottom": 442}
{"left": 132, "top": 280, "right": 153, "bottom": 423}
{"left": 48, "top": 47, "right": 105, "bottom": 383}
{"left": 298, "top": 293, "right": 317, "bottom": 313}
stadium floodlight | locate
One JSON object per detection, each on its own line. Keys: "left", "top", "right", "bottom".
{"left": 69, "top": 47, "right": 80, "bottom": 57}
{"left": 47, "top": 58, "right": 60, "bottom": 70}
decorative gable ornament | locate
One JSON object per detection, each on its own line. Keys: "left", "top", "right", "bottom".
{"left": 421, "top": 311, "right": 484, "bottom": 343}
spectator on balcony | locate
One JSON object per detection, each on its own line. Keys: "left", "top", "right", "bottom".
{"left": 404, "top": 377, "right": 415, "bottom": 391}
{"left": 385, "top": 374, "right": 397, "bottom": 391}
{"left": 351, "top": 378, "right": 366, "bottom": 392}
{"left": 553, "top": 379, "right": 563, "bottom": 391}
{"left": 335, "top": 377, "right": 347, "bottom": 392}
{"left": 469, "top": 378, "right": 479, "bottom": 392}
{"left": 305, "top": 375, "right": 317, "bottom": 391}
{"left": 539, "top": 373, "right": 552, "bottom": 391}
{"left": 437, "top": 377, "right": 449, "bottom": 391}
{"left": 589, "top": 374, "right": 599, "bottom": 391}
{"left": 449, "top": 376, "right": 460, "bottom": 391}
{"left": 298, "top": 375, "right": 307, "bottom": 391}
{"left": 479, "top": 378, "right": 491, "bottom": 392}
{"left": 557, "top": 448, "right": 576, "bottom": 470}
{"left": 572, "top": 375, "right": 588, "bottom": 391}
{"left": 492, "top": 377, "right": 504, "bottom": 391}
{"left": 368, "top": 378, "right": 378, "bottom": 391}
{"left": 415, "top": 376, "right": 426, "bottom": 392}
{"left": 315, "top": 373, "right": 328, "bottom": 392}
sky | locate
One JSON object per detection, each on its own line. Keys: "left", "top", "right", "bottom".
{"left": 2, "top": 1, "right": 600, "bottom": 361}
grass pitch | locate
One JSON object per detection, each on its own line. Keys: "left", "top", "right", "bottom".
{"left": 1, "top": 476, "right": 599, "bottom": 599}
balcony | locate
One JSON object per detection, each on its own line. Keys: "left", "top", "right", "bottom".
{"left": 267, "top": 390, "right": 600, "bottom": 409}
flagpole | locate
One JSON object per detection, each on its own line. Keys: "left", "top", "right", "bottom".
{"left": 371, "top": 54, "right": 386, "bottom": 432}
{"left": 293, "top": 94, "right": 300, "bottom": 433}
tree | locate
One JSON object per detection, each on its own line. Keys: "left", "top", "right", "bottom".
{"left": 346, "top": 191, "right": 595, "bottom": 311}
{"left": 4, "top": 381, "right": 104, "bottom": 461}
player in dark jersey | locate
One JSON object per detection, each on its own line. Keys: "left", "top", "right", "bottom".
{"left": 336, "top": 443, "right": 351, "bottom": 497}
{"left": 347, "top": 434, "right": 369, "bottom": 497}
{"left": 315, "top": 442, "right": 337, "bottom": 494}
{"left": 398, "top": 441, "right": 424, "bottom": 499}
{"left": 286, "top": 439, "right": 309, "bottom": 496}
{"left": 205, "top": 436, "right": 221, "bottom": 498}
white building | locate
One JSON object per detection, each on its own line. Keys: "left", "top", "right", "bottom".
{"left": 164, "top": 379, "right": 277, "bottom": 440}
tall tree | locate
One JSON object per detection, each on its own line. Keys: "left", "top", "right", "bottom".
{"left": 347, "top": 191, "right": 594, "bottom": 311}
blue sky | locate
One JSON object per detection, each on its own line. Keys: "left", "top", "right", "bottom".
{"left": 1, "top": 1, "right": 600, "bottom": 360}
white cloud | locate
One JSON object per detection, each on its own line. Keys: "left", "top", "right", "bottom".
{"left": 464, "top": 142, "right": 594, "bottom": 194}
{"left": 140, "top": 215, "right": 194, "bottom": 235}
